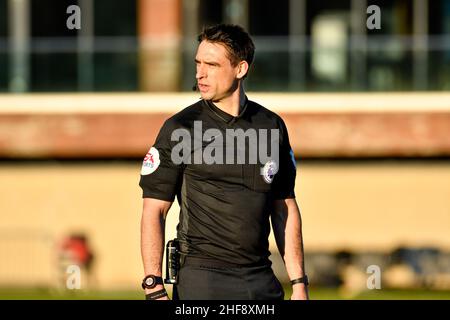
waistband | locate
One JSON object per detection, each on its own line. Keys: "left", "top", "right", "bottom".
{"left": 181, "top": 255, "right": 270, "bottom": 269}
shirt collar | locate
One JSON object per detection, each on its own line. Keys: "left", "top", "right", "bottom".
{"left": 203, "top": 96, "right": 249, "bottom": 124}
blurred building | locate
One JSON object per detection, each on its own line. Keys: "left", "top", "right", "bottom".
{"left": 1, "top": 0, "right": 450, "bottom": 93}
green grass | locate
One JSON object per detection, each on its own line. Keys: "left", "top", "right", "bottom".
{"left": 0, "top": 287, "right": 143, "bottom": 300}
{"left": 287, "top": 287, "right": 450, "bottom": 300}
{"left": 1, "top": 286, "right": 450, "bottom": 300}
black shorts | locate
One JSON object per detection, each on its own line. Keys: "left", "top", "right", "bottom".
{"left": 172, "top": 256, "right": 285, "bottom": 300}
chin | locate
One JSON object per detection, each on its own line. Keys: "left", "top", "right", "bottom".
{"left": 200, "top": 92, "right": 214, "bottom": 100}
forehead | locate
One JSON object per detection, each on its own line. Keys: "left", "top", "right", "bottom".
{"left": 196, "top": 40, "right": 232, "bottom": 63}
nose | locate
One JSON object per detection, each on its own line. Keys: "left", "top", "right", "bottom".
{"left": 196, "top": 63, "right": 206, "bottom": 80}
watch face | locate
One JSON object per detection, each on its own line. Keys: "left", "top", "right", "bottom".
{"left": 145, "top": 276, "right": 155, "bottom": 288}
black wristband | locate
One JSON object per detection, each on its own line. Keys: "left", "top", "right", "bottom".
{"left": 145, "top": 288, "right": 168, "bottom": 300}
{"left": 290, "top": 275, "right": 309, "bottom": 286}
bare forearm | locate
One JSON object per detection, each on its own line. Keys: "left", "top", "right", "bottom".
{"left": 141, "top": 210, "right": 165, "bottom": 277}
{"left": 140, "top": 198, "right": 171, "bottom": 294}
{"left": 273, "top": 200, "right": 306, "bottom": 278}
{"left": 283, "top": 203, "right": 306, "bottom": 279}
{"left": 272, "top": 199, "right": 308, "bottom": 299}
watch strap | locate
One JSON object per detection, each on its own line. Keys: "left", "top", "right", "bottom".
{"left": 153, "top": 276, "right": 164, "bottom": 285}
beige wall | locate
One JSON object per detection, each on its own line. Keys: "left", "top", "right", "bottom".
{"left": 1, "top": 162, "right": 449, "bottom": 289}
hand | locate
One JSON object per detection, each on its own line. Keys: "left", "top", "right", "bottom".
{"left": 290, "top": 284, "right": 309, "bottom": 300}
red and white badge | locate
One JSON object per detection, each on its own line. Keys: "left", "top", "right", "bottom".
{"left": 141, "top": 147, "right": 160, "bottom": 175}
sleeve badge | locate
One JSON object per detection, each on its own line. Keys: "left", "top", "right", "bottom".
{"left": 141, "top": 147, "right": 160, "bottom": 175}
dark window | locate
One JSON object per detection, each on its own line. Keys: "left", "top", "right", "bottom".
{"left": 29, "top": 0, "right": 138, "bottom": 91}
{"left": 0, "top": 0, "right": 6, "bottom": 37}
{"left": 94, "top": 0, "right": 136, "bottom": 36}
{"left": 428, "top": 0, "right": 450, "bottom": 89}
{"left": 246, "top": 0, "right": 289, "bottom": 91}
{"left": 31, "top": 0, "right": 79, "bottom": 37}
{"left": 30, "top": 53, "right": 78, "bottom": 92}
{"left": 366, "top": 0, "right": 412, "bottom": 36}
{"left": 366, "top": 0, "right": 414, "bottom": 91}
{"left": 30, "top": 0, "right": 78, "bottom": 91}
{"left": 249, "top": 0, "right": 289, "bottom": 35}
{"left": 0, "top": 0, "right": 8, "bottom": 91}
{"left": 93, "top": 0, "right": 138, "bottom": 91}
{"left": 94, "top": 52, "right": 138, "bottom": 91}
{"left": 198, "top": 0, "right": 223, "bottom": 28}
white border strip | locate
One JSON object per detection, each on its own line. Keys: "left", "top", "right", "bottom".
{"left": 0, "top": 92, "right": 449, "bottom": 113}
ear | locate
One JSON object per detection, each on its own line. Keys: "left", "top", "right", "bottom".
{"left": 236, "top": 61, "right": 249, "bottom": 80}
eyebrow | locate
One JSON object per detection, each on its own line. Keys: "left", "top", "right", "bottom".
{"left": 195, "top": 59, "right": 220, "bottom": 67}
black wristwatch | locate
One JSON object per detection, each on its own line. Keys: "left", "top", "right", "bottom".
{"left": 290, "top": 275, "right": 309, "bottom": 286}
{"left": 142, "top": 275, "right": 164, "bottom": 289}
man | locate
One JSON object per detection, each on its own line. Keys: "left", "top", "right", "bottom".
{"left": 139, "top": 24, "right": 308, "bottom": 300}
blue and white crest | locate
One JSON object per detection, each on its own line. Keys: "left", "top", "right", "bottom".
{"left": 261, "top": 160, "right": 278, "bottom": 184}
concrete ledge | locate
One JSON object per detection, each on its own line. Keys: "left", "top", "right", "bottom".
{"left": 1, "top": 92, "right": 450, "bottom": 113}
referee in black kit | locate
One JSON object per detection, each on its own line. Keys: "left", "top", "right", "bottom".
{"left": 139, "top": 24, "right": 308, "bottom": 300}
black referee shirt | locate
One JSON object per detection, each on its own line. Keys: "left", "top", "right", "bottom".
{"left": 139, "top": 98, "right": 296, "bottom": 266}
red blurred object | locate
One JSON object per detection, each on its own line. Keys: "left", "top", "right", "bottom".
{"left": 59, "top": 234, "right": 94, "bottom": 268}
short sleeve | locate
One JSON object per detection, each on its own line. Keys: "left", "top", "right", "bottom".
{"left": 139, "top": 120, "right": 184, "bottom": 202}
{"left": 272, "top": 117, "right": 296, "bottom": 199}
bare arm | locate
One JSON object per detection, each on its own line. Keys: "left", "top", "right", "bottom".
{"left": 140, "top": 197, "right": 173, "bottom": 298}
{"left": 271, "top": 198, "right": 309, "bottom": 300}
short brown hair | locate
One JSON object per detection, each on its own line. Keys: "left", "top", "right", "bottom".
{"left": 198, "top": 24, "right": 255, "bottom": 69}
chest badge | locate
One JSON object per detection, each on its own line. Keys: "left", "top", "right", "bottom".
{"left": 261, "top": 160, "right": 278, "bottom": 184}
{"left": 141, "top": 147, "right": 160, "bottom": 175}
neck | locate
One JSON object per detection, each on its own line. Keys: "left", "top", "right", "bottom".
{"left": 214, "top": 83, "right": 246, "bottom": 117}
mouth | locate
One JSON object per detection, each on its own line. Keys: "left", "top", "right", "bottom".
{"left": 197, "top": 84, "right": 209, "bottom": 92}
